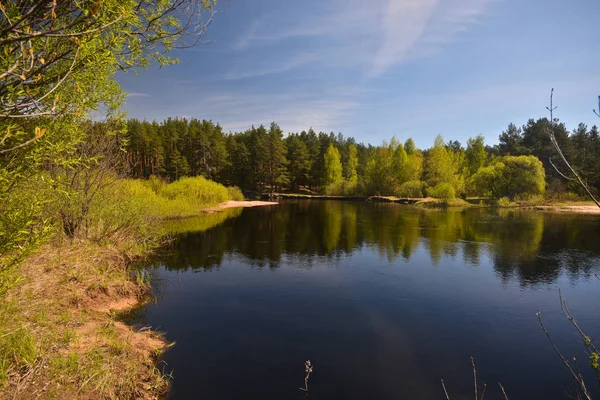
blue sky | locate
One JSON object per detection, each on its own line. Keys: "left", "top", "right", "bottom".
{"left": 118, "top": 0, "right": 600, "bottom": 148}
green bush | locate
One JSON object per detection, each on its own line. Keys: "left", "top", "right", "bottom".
{"left": 397, "top": 180, "right": 426, "bottom": 198}
{"left": 158, "top": 176, "right": 229, "bottom": 206}
{"left": 497, "top": 197, "right": 512, "bottom": 207}
{"left": 427, "top": 182, "right": 456, "bottom": 200}
{"left": 84, "top": 176, "right": 236, "bottom": 247}
{"left": 323, "top": 179, "right": 363, "bottom": 196}
{"left": 227, "top": 186, "right": 245, "bottom": 201}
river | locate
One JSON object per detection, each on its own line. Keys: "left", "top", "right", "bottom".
{"left": 137, "top": 201, "right": 600, "bottom": 399}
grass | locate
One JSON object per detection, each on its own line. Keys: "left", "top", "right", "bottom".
{"left": 0, "top": 240, "right": 171, "bottom": 399}
{"left": 0, "top": 175, "right": 245, "bottom": 399}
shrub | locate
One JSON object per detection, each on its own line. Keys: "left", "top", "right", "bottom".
{"left": 497, "top": 197, "right": 512, "bottom": 207}
{"left": 427, "top": 182, "right": 456, "bottom": 200}
{"left": 397, "top": 180, "right": 426, "bottom": 198}
{"left": 323, "top": 179, "right": 363, "bottom": 196}
{"left": 227, "top": 186, "right": 244, "bottom": 201}
{"left": 84, "top": 176, "right": 236, "bottom": 247}
{"left": 471, "top": 155, "right": 545, "bottom": 199}
{"left": 158, "top": 176, "right": 229, "bottom": 206}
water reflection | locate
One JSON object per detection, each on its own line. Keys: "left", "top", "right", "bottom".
{"left": 157, "top": 201, "right": 600, "bottom": 286}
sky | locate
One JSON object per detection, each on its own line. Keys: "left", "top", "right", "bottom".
{"left": 118, "top": 0, "right": 600, "bottom": 148}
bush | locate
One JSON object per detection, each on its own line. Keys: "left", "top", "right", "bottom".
{"left": 84, "top": 176, "right": 236, "bottom": 247}
{"left": 427, "top": 182, "right": 456, "bottom": 200}
{"left": 323, "top": 179, "right": 363, "bottom": 196}
{"left": 545, "top": 191, "right": 587, "bottom": 202}
{"left": 397, "top": 180, "right": 426, "bottom": 198}
{"left": 497, "top": 197, "right": 512, "bottom": 207}
{"left": 227, "top": 186, "right": 244, "bottom": 201}
{"left": 158, "top": 176, "right": 229, "bottom": 206}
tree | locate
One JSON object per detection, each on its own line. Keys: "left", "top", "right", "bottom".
{"left": 323, "top": 143, "right": 342, "bottom": 186}
{"left": 425, "top": 135, "right": 457, "bottom": 188}
{"left": 264, "top": 122, "right": 288, "bottom": 192}
{"left": 498, "top": 123, "right": 526, "bottom": 155}
{"left": 0, "top": 0, "right": 217, "bottom": 268}
{"left": 286, "top": 134, "right": 312, "bottom": 190}
{"left": 472, "top": 155, "right": 545, "bottom": 199}
{"left": 1, "top": 0, "right": 216, "bottom": 154}
{"left": 347, "top": 144, "right": 358, "bottom": 184}
{"left": 465, "top": 135, "right": 487, "bottom": 176}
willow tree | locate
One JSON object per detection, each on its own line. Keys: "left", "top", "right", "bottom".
{"left": 0, "top": 0, "right": 216, "bottom": 270}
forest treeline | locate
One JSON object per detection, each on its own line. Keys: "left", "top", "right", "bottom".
{"left": 123, "top": 117, "right": 600, "bottom": 199}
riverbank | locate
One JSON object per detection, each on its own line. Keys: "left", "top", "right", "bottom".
{"left": 1, "top": 239, "right": 167, "bottom": 399}
{"left": 0, "top": 200, "right": 277, "bottom": 399}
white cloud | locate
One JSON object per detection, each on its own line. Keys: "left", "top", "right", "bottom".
{"left": 370, "top": 0, "right": 439, "bottom": 76}
{"left": 231, "top": 0, "right": 491, "bottom": 78}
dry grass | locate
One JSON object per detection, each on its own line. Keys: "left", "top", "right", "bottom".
{"left": 0, "top": 238, "right": 169, "bottom": 399}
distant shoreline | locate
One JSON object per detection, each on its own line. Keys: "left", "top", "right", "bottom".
{"left": 257, "top": 193, "right": 600, "bottom": 214}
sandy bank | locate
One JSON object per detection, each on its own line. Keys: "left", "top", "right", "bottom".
{"left": 202, "top": 200, "right": 278, "bottom": 213}
{"left": 527, "top": 205, "right": 600, "bottom": 214}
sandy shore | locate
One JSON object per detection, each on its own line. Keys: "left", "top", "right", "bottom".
{"left": 528, "top": 205, "right": 600, "bottom": 214}
{"left": 218, "top": 200, "right": 278, "bottom": 209}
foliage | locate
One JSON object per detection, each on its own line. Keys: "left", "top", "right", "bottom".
{"left": 397, "top": 180, "right": 426, "bottom": 198}
{"left": 323, "top": 143, "right": 343, "bottom": 186}
{"left": 0, "top": 0, "right": 217, "bottom": 275}
{"left": 465, "top": 135, "right": 487, "bottom": 176}
{"left": 347, "top": 144, "right": 359, "bottom": 184}
{"left": 472, "top": 155, "right": 546, "bottom": 199}
{"left": 427, "top": 182, "right": 456, "bottom": 200}
{"left": 227, "top": 186, "right": 245, "bottom": 201}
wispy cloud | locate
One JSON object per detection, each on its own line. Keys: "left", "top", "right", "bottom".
{"left": 370, "top": 0, "right": 439, "bottom": 76}
{"left": 231, "top": 0, "right": 491, "bottom": 78}
{"left": 223, "top": 52, "right": 318, "bottom": 80}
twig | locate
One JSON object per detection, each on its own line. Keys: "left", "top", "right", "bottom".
{"left": 441, "top": 379, "right": 451, "bottom": 400}
{"left": 480, "top": 383, "right": 487, "bottom": 400}
{"left": 471, "top": 356, "right": 478, "bottom": 400}
{"left": 546, "top": 89, "right": 600, "bottom": 208}
{"left": 559, "top": 289, "right": 600, "bottom": 355}
{"left": 549, "top": 157, "right": 576, "bottom": 181}
{"left": 536, "top": 309, "right": 593, "bottom": 400}
{"left": 498, "top": 382, "right": 509, "bottom": 400}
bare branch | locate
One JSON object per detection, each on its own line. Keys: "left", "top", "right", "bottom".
{"left": 471, "top": 356, "right": 478, "bottom": 400}
{"left": 549, "top": 157, "right": 577, "bottom": 181}
{"left": 0, "top": 135, "right": 40, "bottom": 154}
{"left": 498, "top": 382, "right": 509, "bottom": 400}
{"left": 441, "top": 379, "right": 451, "bottom": 400}
{"left": 536, "top": 309, "right": 593, "bottom": 400}
{"left": 545, "top": 89, "right": 600, "bottom": 208}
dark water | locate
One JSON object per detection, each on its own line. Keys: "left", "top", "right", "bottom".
{"left": 139, "top": 201, "right": 600, "bottom": 400}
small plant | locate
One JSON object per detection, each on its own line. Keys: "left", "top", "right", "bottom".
{"left": 135, "top": 270, "right": 152, "bottom": 290}
{"left": 300, "top": 359, "right": 313, "bottom": 392}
